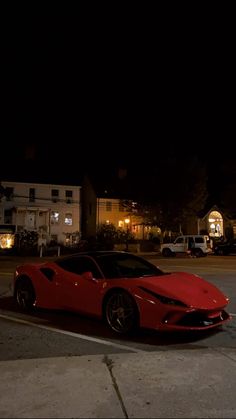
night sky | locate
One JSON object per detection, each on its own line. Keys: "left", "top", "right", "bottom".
{"left": 2, "top": 14, "right": 235, "bottom": 196}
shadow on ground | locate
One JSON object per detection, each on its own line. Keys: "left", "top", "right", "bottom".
{"left": 0, "top": 296, "right": 222, "bottom": 349}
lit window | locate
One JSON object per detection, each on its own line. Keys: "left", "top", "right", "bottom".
{"left": 51, "top": 211, "right": 59, "bottom": 224}
{"left": 0, "top": 233, "right": 14, "bottom": 249}
{"left": 118, "top": 220, "right": 124, "bottom": 228}
{"left": 65, "top": 213, "right": 72, "bottom": 225}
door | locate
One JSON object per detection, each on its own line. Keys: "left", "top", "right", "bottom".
{"left": 174, "top": 236, "right": 185, "bottom": 252}
{"left": 55, "top": 255, "right": 104, "bottom": 316}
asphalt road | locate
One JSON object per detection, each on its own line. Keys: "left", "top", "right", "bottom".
{"left": 0, "top": 254, "right": 236, "bottom": 362}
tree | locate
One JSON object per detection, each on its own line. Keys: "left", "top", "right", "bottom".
{"left": 96, "top": 223, "right": 118, "bottom": 250}
{"left": 217, "top": 158, "right": 236, "bottom": 217}
{"left": 158, "top": 156, "right": 208, "bottom": 232}
{"left": 119, "top": 155, "right": 208, "bottom": 236}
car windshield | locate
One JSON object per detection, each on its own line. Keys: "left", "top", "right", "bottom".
{"left": 94, "top": 253, "right": 165, "bottom": 279}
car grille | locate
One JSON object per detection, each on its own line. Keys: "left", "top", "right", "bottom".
{"left": 177, "top": 310, "right": 229, "bottom": 327}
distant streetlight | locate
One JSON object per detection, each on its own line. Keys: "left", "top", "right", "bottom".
{"left": 124, "top": 218, "right": 130, "bottom": 251}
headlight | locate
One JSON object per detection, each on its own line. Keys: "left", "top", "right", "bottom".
{"left": 155, "top": 294, "right": 187, "bottom": 307}
{"left": 139, "top": 286, "right": 187, "bottom": 307}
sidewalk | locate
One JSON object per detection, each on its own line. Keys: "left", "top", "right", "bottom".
{"left": 1, "top": 347, "right": 236, "bottom": 418}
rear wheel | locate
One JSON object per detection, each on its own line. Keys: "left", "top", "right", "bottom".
{"left": 215, "top": 248, "right": 225, "bottom": 256}
{"left": 15, "top": 278, "right": 36, "bottom": 311}
{"left": 162, "top": 248, "right": 174, "bottom": 257}
{"left": 104, "top": 291, "right": 139, "bottom": 334}
{"left": 193, "top": 248, "right": 203, "bottom": 258}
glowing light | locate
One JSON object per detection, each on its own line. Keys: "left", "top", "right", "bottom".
{"left": 0, "top": 233, "right": 14, "bottom": 249}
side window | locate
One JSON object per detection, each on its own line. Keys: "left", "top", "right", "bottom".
{"left": 175, "top": 237, "right": 184, "bottom": 244}
{"left": 195, "top": 237, "right": 204, "bottom": 243}
{"left": 57, "top": 256, "right": 102, "bottom": 279}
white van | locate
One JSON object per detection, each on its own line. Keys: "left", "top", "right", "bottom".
{"left": 160, "top": 235, "right": 212, "bottom": 257}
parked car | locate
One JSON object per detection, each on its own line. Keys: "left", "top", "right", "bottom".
{"left": 13, "top": 251, "right": 231, "bottom": 334}
{"left": 214, "top": 239, "right": 236, "bottom": 255}
{"left": 160, "top": 235, "right": 212, "bottom": 257}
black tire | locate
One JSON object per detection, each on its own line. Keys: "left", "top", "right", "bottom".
{"left": 162, "top": 248, "right": 173, "bottom": 257}
{"left": 104, "top": 290, "right": 139, "bottom": 334}
{"left": 15, "top": 277, "right": 36, "bottom": 311}
{"left": 193, "top": 248, "right": 203, "bottom": 258}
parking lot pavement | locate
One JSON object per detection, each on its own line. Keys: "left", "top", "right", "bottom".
{"left": 0, "top": 347, "right": 236, "bottom": 418}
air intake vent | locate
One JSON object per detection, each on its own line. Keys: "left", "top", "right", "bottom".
{"left": 40, "top": 268, "right": 55, "bottom": 281}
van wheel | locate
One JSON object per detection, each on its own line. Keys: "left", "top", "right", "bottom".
{"left": 162, "top": 248, "right": 173, "bottom": 257}
{"left": 193, "top": 249, "right": 203, "bottom": 258}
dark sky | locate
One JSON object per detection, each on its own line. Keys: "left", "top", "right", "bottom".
{"left": 2, "top": 13, "right": 235, "bottom": 184}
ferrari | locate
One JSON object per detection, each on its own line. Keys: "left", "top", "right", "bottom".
{"left": 13, "top": 251, "right": 231, "bottom": 334}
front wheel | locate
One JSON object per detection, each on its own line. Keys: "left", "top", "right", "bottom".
{"left": 15, "top": 278, "right": 36, "bottom": 311}
{"left": 162, "top": 248, "right": 174, "bottom": 257}
{"left": 104, "top": 291, "right": 139, "bottom": 334}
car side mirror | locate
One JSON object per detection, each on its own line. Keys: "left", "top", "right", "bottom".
{"left": 81, "top": 271, "right": 97, "bottom": 282}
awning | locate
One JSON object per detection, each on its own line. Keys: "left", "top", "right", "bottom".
{"left": 0, "top": 224, "right": 16, "bottom": 234}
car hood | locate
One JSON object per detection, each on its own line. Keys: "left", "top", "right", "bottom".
{"left": 136, "top": 272, "right": 228, "bottom": 309}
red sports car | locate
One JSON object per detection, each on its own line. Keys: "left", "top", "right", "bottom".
{"left": 13, "top": 251, "right": 231, "bottom": 334}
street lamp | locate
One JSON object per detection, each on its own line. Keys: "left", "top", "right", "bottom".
{"left": 124, "top": 218, "right": 130, "bottom": 251}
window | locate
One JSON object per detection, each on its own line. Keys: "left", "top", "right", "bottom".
{"left": 4, "top": 209, "right": 12, "bottom": 224}
{"left": 195, "top": 237, "right": 204, "bottom": 243}
{"left": 119, "top": 201, "right": 124, "bottom": 212}
{"left": 51, "top": 211, "right": 59, "bottom": 224}
{"left": 56, "top": 256, "right": 102, "bottom": 279}
{"left": 95, "top": 253, "right": 164, "bottom": 279}
{"left": 51, "top": 189, "right": 59, "bottom": 203}
{"left": 29, "top": 188, "right": 35, "bottom": 202}
{"left": 50, "top": 235, "right": 58, "bottom": 245}
{"left": 175, "top": 237, "right": 184, "bottom": 244}
{"left": 65, "top": 190, "right": 73, "bottom": 203}
{"left": 5, "top": 187, "right": 14, "bottom": 201}
{"left": 65, "top": 213, "right": 72, "bottom": 225}
{"left": 106, "top": 201, "right": 112, "bottom": 211}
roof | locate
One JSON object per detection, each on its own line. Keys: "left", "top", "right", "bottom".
{"left": 83, "top": 171, "right": 135, "bottom": 200}
{"left": 2, "top": 166, "right": 83, "bottom": 187}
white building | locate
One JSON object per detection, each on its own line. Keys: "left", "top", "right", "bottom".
{"left": 0, "top": 181, "right": 81, "bottom": 248}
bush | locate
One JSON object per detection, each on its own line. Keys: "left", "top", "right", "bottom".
{"left": 14, "top": 230, "right": 39, "bottom": 255}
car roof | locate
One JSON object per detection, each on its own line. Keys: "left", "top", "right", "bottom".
{"left": 53, "top": 250, "right": 129, "bottom": 262}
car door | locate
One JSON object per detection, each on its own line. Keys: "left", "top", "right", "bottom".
{"left": 56, "top": 256, "right": 105, "bottom": 316}
{"left": 174, "top": 236, "right": 185, "bottom": 252}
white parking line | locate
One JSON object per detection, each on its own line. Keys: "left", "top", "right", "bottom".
{"left": 0, "top": 272, "right": 13, "bottom": 276}
{"left": 162, "top": 265, "right": 236, "bottom": 272}
{"left": 0, "top": 313, "right": 145, "bottom": 353}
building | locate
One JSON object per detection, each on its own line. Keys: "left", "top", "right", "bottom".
{"left": 81, "top": 174, "right": 161, "bottom": 240}
{"left": 0, "top": 181, "right": 81, "bottom": 249}
{"left": 81, "top": 174, "right": 134, "bottom": 238}
{"left": 197, "top": 205, "right": 236, "bottom": 240}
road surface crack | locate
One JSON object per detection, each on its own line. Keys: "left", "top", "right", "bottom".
{"left": 103, "top": 355, "right": 128, "bottom": 418}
